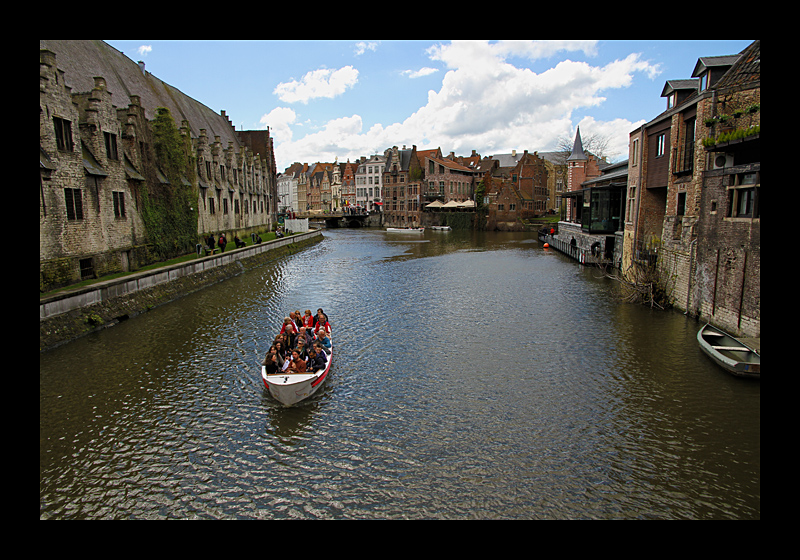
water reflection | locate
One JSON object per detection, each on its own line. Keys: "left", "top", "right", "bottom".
{"left": 40, "top": 228, "right": 759, "bottom": 519}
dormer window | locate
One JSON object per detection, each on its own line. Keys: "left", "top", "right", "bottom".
{"left": 699, "top": 73, "right": 708, "bottom": 91}
{"left": 667, "top": 93, "right": 676, "bottom": 109}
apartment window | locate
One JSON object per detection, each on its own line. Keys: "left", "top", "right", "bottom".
{"left": 677, "top": 191, "right": 686, "bottom": 216}
{"left": 64, "top": 188, "right": 83, "bottom": 220}
{"left": 727, "top": 172, "right": 759, "bottom": 219}
{"left": 54, "top": 117, "right": 73, "bottom": 151}
{"left": 104, "top": 132, "right": 118, "bottom": 160}
{"left": 656, "top": 133, "right": 666, "bottom": 157}
{"left": 112, "top": 191, "right": 126, "bottom": 218}
{"left": 632, "top": 139, "right": 639, "bottom": 166}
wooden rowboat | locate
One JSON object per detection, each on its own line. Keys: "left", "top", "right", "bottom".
{"left": 697, "top": 323, "right": 760, "bottom": 379}
{"left": 262, "top": 341, "right": 332, "bottom": 406}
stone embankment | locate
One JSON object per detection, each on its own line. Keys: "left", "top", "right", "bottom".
{"left": 40, "top": 230, "right": 323, "bottom": 351}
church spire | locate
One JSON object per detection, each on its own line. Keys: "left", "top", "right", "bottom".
{"left": 566, "top": 126, "right": 587, "bottom": 162}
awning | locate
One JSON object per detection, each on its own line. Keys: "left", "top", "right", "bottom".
{"left": 425, "top": 200, "right": 444, "bottom": 208}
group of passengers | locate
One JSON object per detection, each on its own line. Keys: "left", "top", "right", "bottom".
{"left": 262, "top": 308, "right": 331, "bottom": 375}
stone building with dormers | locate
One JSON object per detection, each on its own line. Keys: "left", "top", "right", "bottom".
{"left": 40, "top": 40, "right": 277, "bottom": 292}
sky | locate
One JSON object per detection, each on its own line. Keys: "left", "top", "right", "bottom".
{"left": 105, "top": 40, "right": 754, "bottom": 172}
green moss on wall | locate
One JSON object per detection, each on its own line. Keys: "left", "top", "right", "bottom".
{"left": 142, "top": 107, "right": 199, "bottom": 260}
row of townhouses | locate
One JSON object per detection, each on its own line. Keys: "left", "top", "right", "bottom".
{"left": 278, "top": 145, "right": 575, "bottom": 228}
{"left": 40, "top": 40, "right": 279, "bottom": 293}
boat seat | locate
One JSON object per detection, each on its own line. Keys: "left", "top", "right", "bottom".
{"left": 712, "top": 345, "right": 747, "bottom": 351}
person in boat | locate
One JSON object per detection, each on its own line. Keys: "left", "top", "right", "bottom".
{"left": 312, "top": 341, "right": 329, "bottom": 359}
{"left": 287, "top": 350, "right": 306, "bottom": 373}
{"left": 307, "top": 348, "right": 326, "bottom": 372}
{"left": 279, "top": 317, "right": 297, "bottom": 339}
{"left": 293, "top": 335, "right": 309, "bottom": 360}
{"left": 313, "top": 308, "right": 329, "bottom": 329}
{"left": 293, "top": 310, "right": 304, "bottom": 331}
{"left": 316, "top": 329, "right": 331, "bottom": 352}
{"left": 275, "top": 331, "right": 294, "bottom": 356}
{"left": 279, "top": 316, "right": 293, "bottom": 332}
{"left": 314, "top": 315, "right": 331, "bottom": 337}
{"left": 261, "top": 345, "right": 282, "bottom": 374}
{"left": 297, "top": 326, "right": 314, "bottom": 348}
{"left": 302, "top": 309, "right": 314, "bottom": 330}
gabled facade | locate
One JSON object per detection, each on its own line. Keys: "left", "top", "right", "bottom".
{"left": 382, "top": 145, "right": 422, "bottom": 227}
{"left": 355, "top": 153, "right": 386, "bottom": 212}
{"left": 341, "top": 160, "right": 356, "bottom": 210}
{"left": 622, "top": 40, "right": 759, "bottom": 337}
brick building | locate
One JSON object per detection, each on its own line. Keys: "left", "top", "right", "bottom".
{"left": 622, "top": 40, "right": 759, "bottom": 337}
{"left": 40, "top": 40, "right": 278, "bottom": 292}
{"left": 382, "top": 145, "right": 423, "bottom": 227}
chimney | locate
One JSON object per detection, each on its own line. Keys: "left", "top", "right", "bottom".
{"left": 138, "top": 60, "right": 146, "bottom": 75}
{"left": 512, "top": 149, "right": 516, "bottom": 157}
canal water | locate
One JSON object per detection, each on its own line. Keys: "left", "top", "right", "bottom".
{"left": 40, "top": 229, "right": 760, "bottom": 519}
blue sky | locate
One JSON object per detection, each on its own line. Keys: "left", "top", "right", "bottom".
{"left": 105, "top": 40, "right": 753, "bottom": 172}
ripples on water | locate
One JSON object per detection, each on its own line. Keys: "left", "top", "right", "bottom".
{"left": 40, "top": 229, "right": 759, "bottom": 519}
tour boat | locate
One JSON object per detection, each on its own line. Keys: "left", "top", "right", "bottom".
{"left": 386, "top": 227, "right": 424, "bottom": 233}
{"left": 262, "top": 341, "right": 333, "bottom": 406}
{"left": 429, "top": 225, "right": 451, "bottom": 231}
{"left": 697, "top": 323, "right": 760, "bottom": 379}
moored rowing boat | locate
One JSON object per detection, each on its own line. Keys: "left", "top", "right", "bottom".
{"left": 386, "top": 227, "right": 425, "bottom": 233}
{"left": 697, "top": 323, "right": 760, "bottom": 378}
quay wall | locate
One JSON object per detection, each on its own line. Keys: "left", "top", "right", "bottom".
{"left": 40, "top": 230, "right": 323, "bottom": 351}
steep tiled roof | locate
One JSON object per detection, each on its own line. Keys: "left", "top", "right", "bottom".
{"left": 713, "top": 40, "right": 760, "bottom": 91}
{"left": 40, "top": 40, "right": 241, "bottom": 148}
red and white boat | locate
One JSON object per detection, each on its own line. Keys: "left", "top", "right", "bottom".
{"left": 262, "top": 341, "right": 332, "bottom": 406}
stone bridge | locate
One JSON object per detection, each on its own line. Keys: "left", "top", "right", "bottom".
{"left": 298, "top": 211, "right": 383, "bottom": 228}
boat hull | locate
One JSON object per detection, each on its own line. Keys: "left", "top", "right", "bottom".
{"left": 263, "top": 344, "right": 332, "bottom": 405}
{"left": 386, "top": 227, "right": 424, "bottom": 233}
{"left": 697, "top": 324, "right": 760, "bottom": 378}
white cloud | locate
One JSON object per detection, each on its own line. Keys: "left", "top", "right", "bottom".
{"left": 271, "top": 41, "right": 661, "bottom": 170}
{"left": 354, "top": 41, "right": 379, "bottom": 56}
{"left": 402, "top": 67, "right": 439, "bottom": 79}
{"left": 137, "top": 45, "right": 152, "bottom": 56}
{"left": 259, "top": 107, "right": 297, "bottom": 143}
{"left": 274, "top": 66, "right": 359, "bottom": 104}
